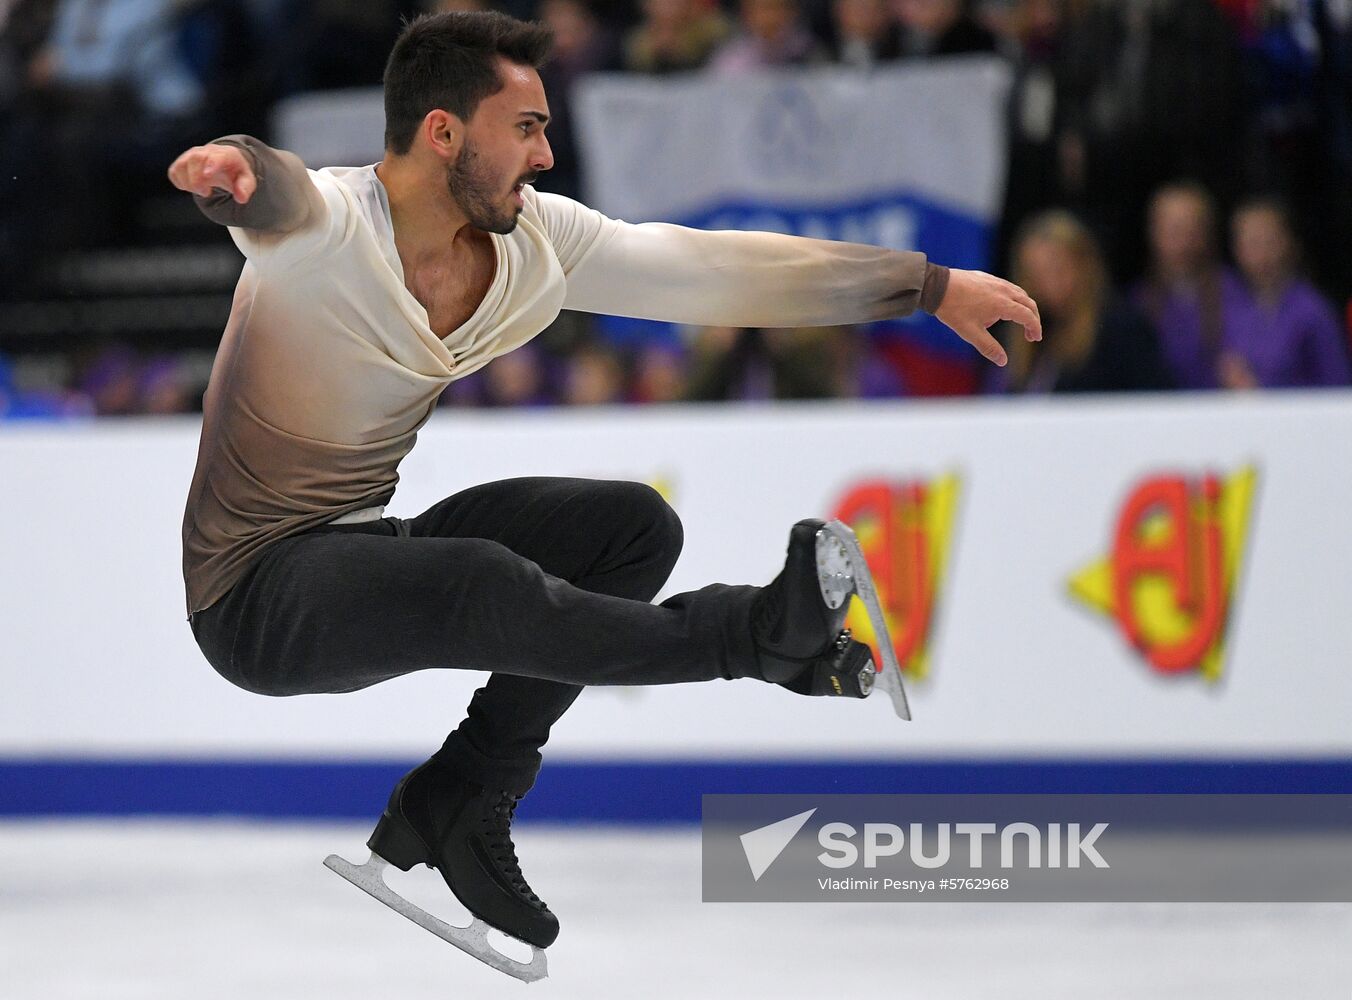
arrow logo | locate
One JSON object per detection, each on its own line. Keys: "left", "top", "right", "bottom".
{"left": 739, "top": 808, "right": 817, "bottom": 881}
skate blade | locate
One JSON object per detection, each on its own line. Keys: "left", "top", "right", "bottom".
{"left": 323, "top": 851, "right": 548, "bottom": 983}
{"left": 816, "top": 520, "right": 913, "bottom": 721}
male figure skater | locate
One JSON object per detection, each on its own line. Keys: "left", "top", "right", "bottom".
{"left": 170, "top": 9, "right": 1039, "bottom": 980}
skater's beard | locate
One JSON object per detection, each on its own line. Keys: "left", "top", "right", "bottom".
{"left": 447, "top": 141, "right": 534, "bottom": 235}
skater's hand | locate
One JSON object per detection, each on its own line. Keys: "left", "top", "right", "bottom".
{"left": 1218, "top": 352, "right": 1259, "bottom": 391}
{"left": 168, "top": 144, "right": 256, "bottom": 204}
{"left": 935, "top": 269, "right": 1042, "bottom": 367}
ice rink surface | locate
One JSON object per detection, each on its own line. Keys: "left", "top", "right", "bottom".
{"left": 2, "top": 820, "right": 1348, "bottom": 1000}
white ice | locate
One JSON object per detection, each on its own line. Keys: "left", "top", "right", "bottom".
{"left": 2, "top": 820, "right": 1348, "bottom": 999}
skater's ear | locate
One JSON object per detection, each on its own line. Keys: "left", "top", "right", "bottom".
{"left": 419, "top": 109, "right": 466, "bottom": 162}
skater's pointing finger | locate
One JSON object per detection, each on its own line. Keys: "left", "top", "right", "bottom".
{"left": 963, "top": 324, "right": 1008, "bottom": 367}
{"left": 1001, "top": 299, "right": 1041, "bottom": 343}
{"left": 1006, "top": 285, "right": 1041, "bottom": 339}
{"left": 168, "top": 148, "right": 209, "bottom": 196}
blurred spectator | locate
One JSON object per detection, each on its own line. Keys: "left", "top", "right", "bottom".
{"left": 1131, "top": 181, "right": 1247, "bottom": 390}
{"left": 763, "top": 326, "right": 854, "bottom": 397}
{"left": 1228, "top": 2, "right": 1321, "bottom": 170}
{"left": 563, "top": 342, "right": 627, "bottom": 404}
{"left": 5, "top": 0, "right": 1350, "bottom": 418}
{"left": 854, "top": 344, "right": 906, "bottom": 397}
{"left": 1321, "top": 1, "right": 1352, "bottom": 193}
{"left": 684, "top": 325, "right": 853, "bottom": 399}
{"left": 996, "top": 209, "right": 1173, "bottom": 393}
{"left": 1054, "top": 0, "right": 1244, "bottom": 282}
{"left": 631, "top": 342, "right": 689, "bottom": 402}
{"left": 481, "top": 342, "right": 554, "bottom": 407}
{"left": 0, "top": 0, "right": 210, "bottom": 252}
{"left": 77, "top": 344, "right": 142, "bottom": 415}
{"left": 891, "top": 0, "right": 997, "bottom": 57}
{"left": 0, "top": 351, "right": 93, "bottom": 418}
{"left": 827, "top": 0, "right": 900, "bottom": 68}
{"left": 138, "top": 353, "right": 195, "bottom": 413}
{"left": 862, "top": 318, "right": 983, "bottom": 395}
{"left": 623, "top": 0, "right": 731, "bottom": 73}
{"left": 972, "top": 0, "right": 1018, "bottom": 42}
{"left": 994, "top": 0, "right": 1069, "bottom": 273}
{"left": 1223, "top": 0, "right": 1352, "bottom": 303}
{"left": 177, "top": 1, "right": 267, "bottom": 140}
{"left": 709, "top": 0, "right": 827, "bottom": 74}
{"left": 273, "top": 1, "right": 418, "bottom": 96}
{"left": 684, "top": 326, "right": 757, "bottom": 399}
{"left": 0, "top": 0, "right": 57, "bottom": 107}
{"left": 39, "top": 0, "right": 204, "bottom": 116}
{"left": 534, "top": 0, "right": 620, "bottom": 200}
{"left": 0, "top": 1, "right": 54, "bottom": 283}
{"left": 1222, "top": 196, "right": 1351, "bottom": 388}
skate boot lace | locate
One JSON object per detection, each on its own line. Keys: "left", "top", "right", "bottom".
{"left": 481, "top": 791, "right": 547, "bottom": 909}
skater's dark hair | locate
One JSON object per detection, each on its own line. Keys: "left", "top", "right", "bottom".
{"left": 383, "top": 11, "right": 553, "bottom": 155}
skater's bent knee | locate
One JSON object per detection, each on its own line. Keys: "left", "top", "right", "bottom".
{"left": 654, "top": 494, "right": 684, "bottom": 562}
{"left": 198, "top": 649, "right": 297, "bottom": 697}
{"left": 615, "top": 481, "right": 683, "bottom": 561}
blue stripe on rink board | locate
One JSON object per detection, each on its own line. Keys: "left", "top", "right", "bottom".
{"left": 3, "top": 759, "right": 1352, "bottom": 822}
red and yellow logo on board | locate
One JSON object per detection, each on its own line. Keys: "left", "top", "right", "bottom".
{"left": 1068, "top": 468, "right": 1258, "bottom": 680}
{"left": 829, "top": 474, "right": 960, "bottom": 681}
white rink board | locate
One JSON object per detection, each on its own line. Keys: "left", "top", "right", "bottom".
{"left": 3, "top": 391, "right": 1351, "bottom": 759}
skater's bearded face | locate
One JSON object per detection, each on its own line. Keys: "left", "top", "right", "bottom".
{"left": 446, "top": 60, "right": 554, "bottom": 235}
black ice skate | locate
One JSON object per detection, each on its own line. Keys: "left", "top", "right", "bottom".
{"left": 753, "top": 519, "right": 912, "bottom": 719}
{"left": 324, "top": 758, "right": 553, "bottom": 983}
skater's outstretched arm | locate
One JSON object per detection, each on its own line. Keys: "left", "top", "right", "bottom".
{"left": 533, "top": 190, "right": 1039, "bottom": 366}
{"left": 167, "top": 135, "right": 334, "bottom": 263}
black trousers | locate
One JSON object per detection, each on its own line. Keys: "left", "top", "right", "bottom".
{"left": 190, "top": 478, "right": 760, "bottom": 795}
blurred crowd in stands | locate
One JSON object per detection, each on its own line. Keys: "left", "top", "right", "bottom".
{"left": 1, "top": 0, "right": 1351, "bottom": 416}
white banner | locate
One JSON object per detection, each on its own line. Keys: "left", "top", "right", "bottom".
{"left": 574, "top": 60, "right": 1011, "bottom": 227}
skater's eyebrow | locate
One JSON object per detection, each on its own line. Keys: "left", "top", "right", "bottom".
{"left": 517, "top": 110, "right": 550, "bottom": 125}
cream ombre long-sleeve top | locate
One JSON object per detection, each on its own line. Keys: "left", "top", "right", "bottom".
{"left": 182, "top": 136, "right": 949, "bottom": 613}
